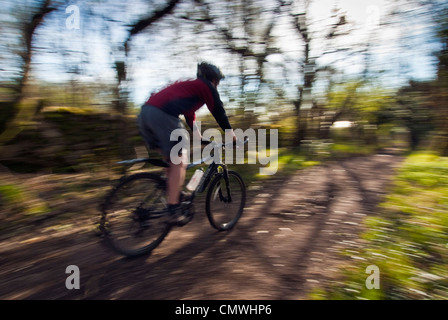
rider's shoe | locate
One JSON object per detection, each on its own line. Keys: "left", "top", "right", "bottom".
{"left": 166, "top": 204, "right": 189, "bottom": 226}
{"left": 180, "top": 191, "right": 192, "bottom": 203}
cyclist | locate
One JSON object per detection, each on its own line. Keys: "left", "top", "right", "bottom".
{"left": 138, "top": 62, "right": 237, "bottom": 224}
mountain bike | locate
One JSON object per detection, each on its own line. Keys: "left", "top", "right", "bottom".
{"left": 99, "top": 139, "right": 248, "bottom": 257}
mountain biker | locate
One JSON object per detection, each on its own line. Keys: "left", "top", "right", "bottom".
{"left": 138, "top": 62, "right": 237, "bottom": 224}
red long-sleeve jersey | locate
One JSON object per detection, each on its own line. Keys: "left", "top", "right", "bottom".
{"left": 146, "top": 78, "right": 232, "bottom": 131}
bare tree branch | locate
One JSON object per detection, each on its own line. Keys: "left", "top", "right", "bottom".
{"left": 20, "top": 0, "right": 56, "bottom": 96}
{"left": 124, "top": 0, "right": 181, "bottom": 53}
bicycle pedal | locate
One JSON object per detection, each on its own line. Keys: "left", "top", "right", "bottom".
{"left": 166, "top": 215, "right": 188, "bottom": 227}
{"left": 174, "top": 215, "right": 192, "bottom": 227}
{"left": 166, "top": 205, "right": 194, "bottom": 227}
{"left": 180, "top": 200, "right": 192, "bottom": 209}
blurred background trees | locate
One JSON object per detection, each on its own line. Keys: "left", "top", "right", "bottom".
{"left": 1, "top": 0, "right": 447, "bottom": 301}
{"left": 1, "top": 0, "right": 447, "bottom": 173}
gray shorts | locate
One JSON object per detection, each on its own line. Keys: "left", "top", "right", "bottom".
{"left": 138, "top": 104, "right": 189, "bottom": 160}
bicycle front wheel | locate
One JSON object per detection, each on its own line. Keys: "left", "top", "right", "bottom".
{"left": 205, "top": 170, "right": 246, "bottom": 231}
{"left": 100, "top": 173, "right": 170, "bottom": 257}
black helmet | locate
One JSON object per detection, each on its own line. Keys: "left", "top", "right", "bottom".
{"left": 197, "top": 62, "right": 225, "bottom": 83}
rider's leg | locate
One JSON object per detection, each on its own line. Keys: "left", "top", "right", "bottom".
{"left": 165, "top": 152, "right": 188, "bottom": 225}
{"left": 166, "top": 160, "right": 186, "bottom": 206}
{"left": 166, "top": 150, "right": 188, "bottom": 205}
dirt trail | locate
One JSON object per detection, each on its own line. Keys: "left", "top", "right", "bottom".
{"left": 0, "top": 152, "right": 403, "bottom": 300}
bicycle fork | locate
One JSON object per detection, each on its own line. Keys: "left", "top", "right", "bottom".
{"left": 219, "top": 166, "right": 232, "bottom": 203}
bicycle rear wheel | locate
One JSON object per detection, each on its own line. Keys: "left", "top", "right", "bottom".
{"left": 205, "top": 170, "right": 246, "bottom": 231}
{"left": 100, "top": 173, "right": 170, "bottom": 257}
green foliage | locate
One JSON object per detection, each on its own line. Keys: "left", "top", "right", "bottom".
{"left": 330, "top": 142, "right": 378, "bottom": 157}
{"left": 1, "top": 107, "right": 140, "bottom": 173}
{"left": 0, "top": 184, "right": 23, "bottom": 203}
{"left": 33, "top": 81, "right": 116, "bottom": 112}
{"left": 315, "top": 152, "right": 448, "bottom": 300}
{"left": 326, "top": 81, "right": 397, "bottom": 125}
{"left": 225, "top": 147, "right": 318, "bottom": 187}
{"left": 277, "top": 116, "right": 298, "bottom": 148}
{"left": 0, "top": 183, "right": 50, "bottom": 219}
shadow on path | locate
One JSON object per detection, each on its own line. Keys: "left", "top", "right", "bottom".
{"left": 0, "top": 153, "right": 403, "bottom": 299}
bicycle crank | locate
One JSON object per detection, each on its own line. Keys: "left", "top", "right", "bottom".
{"left": 176, "top": 203, "right": 195, "bottom": 227}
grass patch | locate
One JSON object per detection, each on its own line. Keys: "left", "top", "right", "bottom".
{"left": 331, "top": 142, "right": 378, "bottom": 158}
{"left": 179, "top": 146, "right": 319, "bottom": 193}
{"left": 314, "top": 152, "right": 448, "bottom": 300}
{"left": 0, "top": 184, "right": 49, "bottom": 219}
{"left": 227, "top": 147, "right": 319, "bottom": 186}
{"left": 0, "top": 184, "right": 24, "bottom": 203}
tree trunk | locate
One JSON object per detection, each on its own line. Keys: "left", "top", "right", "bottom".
{"left": 0, "top": 0, "right": 55, "bottom": 140}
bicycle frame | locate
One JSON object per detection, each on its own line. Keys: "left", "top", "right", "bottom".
{"left": 188, "top": 162, "right": 224, "bottom": 200}
{"left": 102, "top": 139, "right": 248, "bottom": 258}
{"left": 186, "top": 140, "right": 244, "bottom": 202}
{"left": 118, "top": 139, "right": 248, "bottom": 204}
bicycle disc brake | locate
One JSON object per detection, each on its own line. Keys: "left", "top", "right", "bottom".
{"left": 218, "top": 186, "right": 232, "bottom": 203}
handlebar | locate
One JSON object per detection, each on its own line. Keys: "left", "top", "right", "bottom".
{"left": 201, "top": 138, "right": 249, "bottom": 148}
